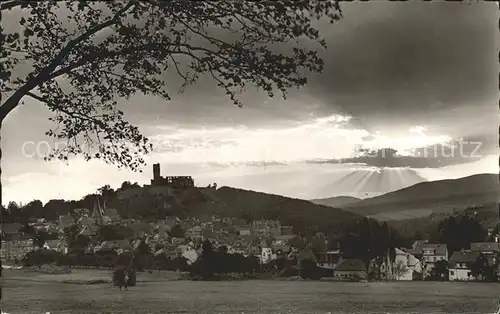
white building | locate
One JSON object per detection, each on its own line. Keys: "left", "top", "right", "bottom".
{"left": 369, "top": 248, "right": 422, "bottom": 280}
{"left": 392, "top": 248, "right": 422, "bottom": 280}
{"left": 448, "top": 251, "right": 480, "bottom": 281}
{"left": 260, "top": 239, "right": 275, "bottom": 264}
{"left": 181, "top": 243, "right": 198, "bottom": 265}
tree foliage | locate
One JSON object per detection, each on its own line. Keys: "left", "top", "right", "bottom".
{"left": 34, "top": 230, "right": 50, "bottom": 248}
{"left": 1, "top": 0, "right": 341, "bottom": 170}
{"left": 168, "top": 224, "right": 186, "bottom": 239}
{"left": 427, "top": 260, "right": 449, "bottom": 281}
{"left": 96, "top": 224, "right": 133, "bottom": 242}
{"left": 340, "top": 218, "right": 401, "bottom": 273}
{"left": 437, "top": 214, "right": 487, "bottom": 257}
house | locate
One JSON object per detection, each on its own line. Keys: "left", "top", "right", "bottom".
{"left": 448, "top": 251, "right": 481, "bottom": 281}
{"left": 79, "top": 223, "right": 99, "bottom": 237}
{"left": 231, "top": 218, "right": 247, "bottom": 227}
{"left": 395, "top": 248, "right": 421, "bottom": 280}
{"left": 1, "top": 236, "right": 34, "bottom": 261}
{"left": 260, "top": 239, "right": 274, "bottom": 264}
{"left": 58, "top": 215, "right": 74, "bottom": 231}
{"left": 182, "top": 246, "right": 198, "bottom": 265}
{"left": 274, "top": 234, "right": 296, "bottom": 242}
{"left": 165, "top": 216, "right": 181, "bottom": 228}
{"left": 470, "top": 242, "right": 500, "bottom": 266}
{"left": 104, "top": 208, "right": 121, "bottom": 221}
{"left": 202, "top": 229, "right": 217, "bottom": 240}
{"left": 175, "top": 244, "right": 195, "bottom": 257}
{"left": 333, "top": 259, "right": 367, "bottom": 280}
{"left": 271, "top": 240, "right": 290, "bottom": 255}
{"left": 270, "top": 225, "right": 281, "bottom": 236}
{"left": 128, "top": 221, "right": 154, "bottom": 237}
{"left": 96, "top": 240, "right": 132, "bottom": 254}
{"left": 238, "top": 226, "right": 251, "bottom": 236}
{"left": 1, "top": 223, "right": 22, "bottom": 237}
{"left": 373, "top": 248, "right": 422, "bottom": 280}
{"left": 163, "top": 244, "right": 178, "bottom": 258}
{"left": 43, "top": 240, "right": 68, "bottom": 254}
{"left": 410, "top": 243, "right": 447, "bottom": 277}
{"left": 185, "top": 226, "right": 202, "bottom": 239}
{"left": 251, "top": 220, "right": 279, "bottom": 236}
{"left": 319, "top": 249, "right": 343, "bottom": 270}
{"left": 77, "top": 216, "right": 96, "bottom": 226}
{"left": 412, "top": 240, "right": 429, "bottom": 249}
{"left": 421, "top": 243, "right": 447, "bottom": 261}
{"left": 117, "top": 239, "right": 132, "bottom": 254}
{"left": 280, "top": 225, "right": 294, "bottom": 236}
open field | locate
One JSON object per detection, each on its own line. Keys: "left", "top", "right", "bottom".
{"left": 2, "top": 269, "right": 500, "bottom": 313}
{"left": 2, "top": 268, "right": 181, "bottom": 284}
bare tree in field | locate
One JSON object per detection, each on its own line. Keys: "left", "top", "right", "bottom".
{"left": 0, "top": 0, "right": 341, "bottom": 298}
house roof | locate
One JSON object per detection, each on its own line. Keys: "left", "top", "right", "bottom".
{"left": 272, "top": 244, "right": 290, "bottom": 253}
{"left": 1, "top": 223, "right": 22, "bottom": 235}
{"left": 100, "top": 240, "right": 131, "bottom": 250}
{"left": 119, "top": 239, "right": 132, "bottom": 250}
{"left": 78, "top": 216, "right": 96, "bottom": 225}
{"left": 395, "top": 248, "right": 414, "bottom": 257}
{"left": 470, "top": 242, "right": 500, "bottom": 253}
{"left": 231, "top": 218, "right": 247, "bottom": 226}
{"left": 58, "top": 215, "right": 74, "bottom": 229}
{"left": 203, "top": 230, "right": 217, "bottom": 239}
{"left": 260, "top": 238, "right": 271, "bottom": 248}
{"left": 79, "top": 224, "right": 99, "bottom": 236}
{"left": 158, "top": 225, "right": 171, "bottom": 234}
{"left": 104, "top": 208, "right": 120, "bottom": 219}
{"left": 415, "top": 243, "right": 447, "bottom": 256}
{"left": 413, "top": 240, "right": 428, "bottom": 247}
{"left": 128, "top": 222, "right": 153, "bottom": 236}
{"left": 450, "top": 251, "right": 480, "bottom": 263}
{"left": 334, "top": 259, "right": 366, "bottom": 272}
{"left": 274, "top": 235, "right": 296, "bottom": 242}
{"left": 44, "top": 240, "right": 60, "bottom": 249}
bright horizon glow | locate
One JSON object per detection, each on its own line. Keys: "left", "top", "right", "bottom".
{"left": 4, "top": 114, "right": 491, "bottom": 206}
{"left": 147, "top": 114, "right": 453, "bottom": 165}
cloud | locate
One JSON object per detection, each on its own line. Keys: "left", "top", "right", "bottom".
{"left": 308, "top": 1, "right": 498, "bottom": 119}
{"left": 142, "top": 114, "right": 460, "bottom": 167}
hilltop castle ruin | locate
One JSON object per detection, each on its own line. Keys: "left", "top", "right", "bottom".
{"left": 151, "top": 163, "right": 194, "bottom": 189}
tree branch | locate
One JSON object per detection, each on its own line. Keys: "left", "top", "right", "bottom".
{"left": 0, "top": 0, "right": 27, "bottom": 11}
{"left": 0, "top": 1, "right": 137, "bottom": 120}
{"left": 47, "top": 42, "right": 237, "bottom": 81}
{"left": 24, "top": 91, "right": 106, "bottom": 130}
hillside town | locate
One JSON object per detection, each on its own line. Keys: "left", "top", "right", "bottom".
{"left": 1, "top": 163, "right": 499, "bottom": 283}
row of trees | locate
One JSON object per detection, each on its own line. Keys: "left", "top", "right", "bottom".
{"left": 426, "top": 256, "right": 497, "bottom": 282}
{"left": 1, "top": 181, "right": 143, "bottom": 224}
{"left": 337, "top": 218, "right": 407, "bottom": 275}
{"left": 190, "top": 240, "right": 259, "bottom": 279}
{"left": 435, "top": 213, "right": 488, "bottom": 257}
{"left": 189, "top": 239, "right": 333, "bottom": 280}
{"left": 22, "top": 248, "right": 190, "bottom": 272}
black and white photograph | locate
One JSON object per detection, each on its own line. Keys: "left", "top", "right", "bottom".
{"left": 0, "top": 1, "right": 499, "bottom": 313}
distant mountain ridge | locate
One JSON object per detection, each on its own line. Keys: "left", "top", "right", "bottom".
{"left": 309, "top": 196, "right": 361, "bottom": 208}
{"left": 340, "top": 173, "right": 498, "bottom": 221}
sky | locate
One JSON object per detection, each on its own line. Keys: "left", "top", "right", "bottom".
{"left": 1, "top": 1, "right": 498, "bottom": 205}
